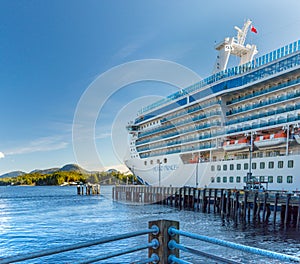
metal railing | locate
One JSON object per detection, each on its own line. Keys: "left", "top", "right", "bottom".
{"left": 0, "top": 227, "right": 159, "bottom": 264}
{"left": 1, "top": 219, "right": 300, "bottom": 263}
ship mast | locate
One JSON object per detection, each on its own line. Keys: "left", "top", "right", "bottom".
{"left": 213, "top": 19, "right": 258, "bottom": 73}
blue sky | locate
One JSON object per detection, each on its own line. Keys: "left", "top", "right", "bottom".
{"left": 1, "top": 0, "right": 300, "bottom": 174}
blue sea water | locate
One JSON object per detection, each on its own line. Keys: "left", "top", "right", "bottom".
{"left": 0, "top": 186, "right": 300, "bottom": 263}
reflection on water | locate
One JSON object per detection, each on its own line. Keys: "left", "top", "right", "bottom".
{"left": 0, "top": 186, "right": 299, "bottom": 263}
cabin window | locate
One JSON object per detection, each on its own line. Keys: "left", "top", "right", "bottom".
{"left": 217, "top": 177, "right": 221, "bottom": 183}
{"left": 150, "top": 160, "right": 153, "bottom": 165}
{"left": 268, "top": 161, "right": 274, "bottom": 169}
{"left": 223, "top": 177, "right": 227, "bottom": 183}
{"left": 217, "top": 165, "right": 221, "bottom": 171}
{"left": 287, "top": 176, "right": 293, "bottom": 183}
{"left": 237, "top": 164, "right": 241, "bottom": 170}
{"left": 244, "top": 163, "right": 249, "bottom": 170}
{"left": 229, "top": 176, "right": 234, "bottom": 183}
{"left": 277, "top": 176, "right": 283, "bottom": 183}
{"left": 252, "top": 162, "right": 257, "bottom": 170}
{"left": 211, "top": 165, "right": 215, "bottom": 172}
{"left": 278, "top": 161, "right": 284, "bottom": 168}
{"left": 144, "top": 161, "right": 147, "bottom": 166}
{"left": 236, "top": 176, "right": 241, "bottom": 183}
{"left": 259, "top": 176, "right": 265, "bottom": 182}
{"left": 164, "top": 158, "right": 167, "bottom": 163}
{"left": 288, "top": 160, "right": 294, "bottom": 168}
{"left": 260, "top": 162, "right": 265, "bottom": 169}
{"left": 223, "top": 164, "right": 227, "bottom": 171}
{"left": 268, "top": 176, "right": 273, "bottom": 183}
{"left": 211, "top": 177, "right": 215, "bottom": 183}
{"left": 230, "top": 164, "right": 234, "bottom": 170}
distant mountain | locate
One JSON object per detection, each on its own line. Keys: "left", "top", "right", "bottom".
{"left": 30, "top": 168, "right": 60, "bottom": 175}
{"left": 59, "top": 164, "right": 90, "bottom": 174}
{"left": 0, "top": 163, "right": 129, "bottom": 178}
{"left": 0, "top": 171, "right": 26, "bottom": 178}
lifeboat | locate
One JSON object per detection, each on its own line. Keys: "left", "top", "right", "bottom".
{"left": 223, "top": 138, "right": 249, "bottom": 151}
{"left": 254, "top": 132, "right": 287, "bottom": 149}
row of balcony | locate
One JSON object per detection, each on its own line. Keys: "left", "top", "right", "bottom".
{"left": 227, "top": 76, "right": 300, "bottom": 106}
{"left": 139, "top": 110, "right": 221, "bottom": 139}
{"left": 137, "top": 112, "right": 300, "bottom": 155}
{"left": 137, "top": 114, "right": 300, "bottom": 155}
{"left": 160, "top": 100, "right": 221, "bottom": 123}
{"left": 136, "top": 121, "right": 221, "bottom": 146}
{"left": 140, "top": 142, "right": 217, "bottom": 158}
{"left": 137, "top": 130, "right": 224, "bottom": 153}
{"left": 226, "top": 115, "right": 300, "bottom": 134}
{"left": 226, "top": 104, "right": 300, "bottom": 125}
{"left": 226, "top": 91, "right": 300, "bottom": 116}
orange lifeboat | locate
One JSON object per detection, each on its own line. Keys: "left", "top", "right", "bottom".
{"left": 223, "top": 138, "right": 249, "bottom": 151}
{"left": 254, "top": 132, "right": 287, "bottom": 149}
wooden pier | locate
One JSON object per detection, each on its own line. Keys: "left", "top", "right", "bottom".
{"left": 77, "top": 183, "right": 100, "bottom": 195}
{"left": 112, "top": 186, "right": 300, "bottom": 229}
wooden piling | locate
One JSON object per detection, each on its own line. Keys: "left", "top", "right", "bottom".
{"left": 284, "top": 193, "right": 291, "bottom": 229}
{"left": 148, "top": 219, "right": 179, "bottom": 263}
{"left": 213, "top": 189, "right": 217, "bottom": 213}
{"left": 297, "top": 197, "right": 300, "bottom": 230}
{"left": 112, "top": 186, "right": 300, "bottom": 230}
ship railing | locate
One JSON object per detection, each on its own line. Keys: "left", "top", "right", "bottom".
{"left": 2, "top": 219, "right": 300, "bottom": 264}
{"left": 138, "top": 41, "right": 300, "bottom": 117}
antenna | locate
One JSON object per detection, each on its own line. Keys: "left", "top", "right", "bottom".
{"left": 213, "top": 19, "right": 258, "bottom": 74}
{"left": 234, "top": 19, "right": 252, "bottom": 46}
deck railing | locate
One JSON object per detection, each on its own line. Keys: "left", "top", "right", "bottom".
{"left": 1, "top": 219, "right": 300, "bottom": 263}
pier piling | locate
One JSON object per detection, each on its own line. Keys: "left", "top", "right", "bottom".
{"left": 112, "top": 186, "right": 300, "bottom": 229}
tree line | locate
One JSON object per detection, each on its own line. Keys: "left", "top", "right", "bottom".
{"left": 0, "top": 170, "right": 136, "bottom": 186}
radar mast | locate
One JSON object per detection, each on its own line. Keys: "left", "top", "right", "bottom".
{"left": 213, "top": 19, "right": 258, "bottom": 73}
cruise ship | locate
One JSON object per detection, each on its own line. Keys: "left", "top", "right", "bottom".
{"left": 125, "top": 20, "right": 300, "bottom": 191}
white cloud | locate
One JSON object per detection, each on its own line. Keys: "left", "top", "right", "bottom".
{"left": 0, "top": 152, "right": 4, "bottom": 158}
{"left": 96, "top": 132, "right": 111, "bottom": 139}
{"left": 5, "top": 136, "right": 69, "bottom": 155}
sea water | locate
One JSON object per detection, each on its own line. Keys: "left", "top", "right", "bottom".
{"left": 0, "top": 186, "right": 300, "bottom": 263}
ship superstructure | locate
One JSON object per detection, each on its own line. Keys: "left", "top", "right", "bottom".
{"left": 125, "top": 20, "right": 300, "bottom": 191}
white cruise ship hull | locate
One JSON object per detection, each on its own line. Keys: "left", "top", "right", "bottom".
{"left": 126, "top": 153, "right": 300, "bottom": 191}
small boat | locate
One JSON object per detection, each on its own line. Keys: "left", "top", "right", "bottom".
{"left": 254, "top": 132, "right": 287, "bottom": 149}
{"left": 223, "top": 138, "right": 249, "bottom": 151}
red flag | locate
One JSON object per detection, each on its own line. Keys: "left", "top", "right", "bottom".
{"left": 251, "top": 25, "right": 258, "bottom": 34}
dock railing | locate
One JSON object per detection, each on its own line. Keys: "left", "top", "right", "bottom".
{"left": 1, "top": 219, "right": 300, "bottom": 264}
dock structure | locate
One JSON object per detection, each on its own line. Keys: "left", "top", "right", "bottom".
{"left": 112, "top": 186, "right": 300, "bottom": 229}
{"left": 77, "top": 183, "right": 100, "bottom": 195}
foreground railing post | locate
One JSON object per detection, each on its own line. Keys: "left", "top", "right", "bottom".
{"left": 148, "top": 219, "right": 179, "bottom": 263}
